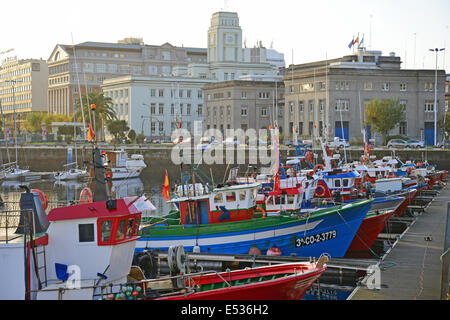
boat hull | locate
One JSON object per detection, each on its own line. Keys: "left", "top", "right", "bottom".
{"left": 347, "top": 209, "right": 394, "bottom": 252}
{"left": 137, "top": 200, "right": 372, "bottom": 258}
{"left": 155, "top": 263, "right": 326, "bottom": 300}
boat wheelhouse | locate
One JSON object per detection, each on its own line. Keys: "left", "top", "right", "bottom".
{"left": 171, "top": 182, "right": 260, "bottom": 225}
{"left": 0, "top": 188, "right": 151, "bottom": 300}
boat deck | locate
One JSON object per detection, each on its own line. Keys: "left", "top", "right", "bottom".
{"left": 350, "top": 183, "right": 450, "bottom": 300}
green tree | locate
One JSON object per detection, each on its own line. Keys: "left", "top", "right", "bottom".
{"left": 365, "top": 98, "right": 406, "bottom": 145}
{"left": 438, "top": 111, "right": 450, "bottom": 140}
{"left": 25, "top": 112, "right": 47, "bottom": 133}
{"left": 106, "top": 120, "right": 130, "bottom": 146}
{"left": 74, "top": 90, "right": 117, "bottom": 141}
{"left": 136, "top": 133, "right": 145, "bottom": 144}
{"left": 128, "top": 129, "right": 136, "bottom": 144}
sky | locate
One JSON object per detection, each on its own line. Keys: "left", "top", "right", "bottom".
{"left": 1, "top": 0, "right": 449, "bottom": 72}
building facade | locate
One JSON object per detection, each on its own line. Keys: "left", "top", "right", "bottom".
{"left": 203, "top": 78, "right": 285, "bottom": 137}
{"left": 102, "top": 75, "right": 210, "bottom": 140}
{"left": 0, "top": 56, "right": 48, "bottom": 131}
{"left": 47, "top": 39, "right": 208, "bottom": 116}
{"left": 283, "top": 49, "right": 447, "bottom": 145}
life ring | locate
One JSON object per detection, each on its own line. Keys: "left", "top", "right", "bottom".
{"left": 313, "top": 164, "right": 325, "bottom": 174}
{"left": 315, "top": 186, "right": 326, "bottom": 198}
{"left": 79, "top": 187, "right": 93, "bottom": 204}
{"left": 256, "top": 206, "right": 266, "bottom": 218}
{"left": 31, "top": 189, "right": 48, "bottom": 210}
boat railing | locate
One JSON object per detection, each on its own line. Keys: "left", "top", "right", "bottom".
{"left": 0, "top": 208, "right": 32, "bottom": 244}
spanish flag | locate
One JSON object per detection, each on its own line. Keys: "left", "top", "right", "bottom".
{"left": 162, "top": 170, "right": 170, "bottom": 201}
{"left": 87, "top": 123, "right": 95, "bottom": 142}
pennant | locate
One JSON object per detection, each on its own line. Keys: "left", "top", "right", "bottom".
{"left": 162, "top": 170, "right": 170, "bottom": 201}
{"left": 87, "top": 123, "right": 95, "bottom": 142}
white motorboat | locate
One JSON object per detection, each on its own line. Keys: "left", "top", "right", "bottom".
{"left": 54, "top": 167, "right": 88, "bottom": 181}
{"left": 103, "top": 150, "right": 147, "bottom": 180}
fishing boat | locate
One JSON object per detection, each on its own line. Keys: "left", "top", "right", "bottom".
{"left": 154, "top": 260, "right": 327, "bottom": 300}
{"left": 101, "top": 149, "right": 147, "bottom": 180}
{"left": 137, "top": 178, "right": 373, "bottom": 257}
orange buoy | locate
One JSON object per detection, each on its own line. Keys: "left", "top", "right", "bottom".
{"left": 31, "top": 189, "right": 48, "bottom": 210}
{"left": 248, "top": 246, "right": 262, "bottom": 255}
{"left": 79, "top": 187, "right": 93, "bottom": 204}
{"left": 266, "top": 244, "right": 282, "bottom": 256}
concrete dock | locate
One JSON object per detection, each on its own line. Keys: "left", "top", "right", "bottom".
{"left": 350, "top": 183, "right": 450, "bottom": 300}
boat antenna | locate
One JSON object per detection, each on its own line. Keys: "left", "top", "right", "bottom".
{"left": 70, "top": 33, "right": 86, "bottom": 140}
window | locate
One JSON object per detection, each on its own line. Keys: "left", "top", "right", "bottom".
{"left": 335, "top": 99, "right": 350, "bottom": 111}
{"left": 259, "top": 92, "right": 270, "bottom": 99}
{"left": 78, "top": 224, "right": 95, "bottom": 242}
{"left": 382, "top": 82, "right": 390, "bottom": 91}
{"left": 424, "top": 101, "right": 435, "bottom": 112}
{"left": 133, "top": 217, "right": 141, "bottom": 236}
{"left": 261, "top": 108, "right": 268, "bottom": 117}
{"left": 158, "top": 89, "right": 164, "bottom": 97}
{"left": 399, "top": 121, "right": 407, "bottom": 135}
{"left": 343, "top": 179, "right": 349, "bottom": 187}
{"left": 100, "top": 220, "right": 113, "bottom": 242}
{"left": 334, "top": 179, "right": 341, "bottom": 188}
{"left": 226, "top": 192, "right": 236, "bottom": 202}
{"left": 159, "top": 104, "right": 164, "bottom": 114}
{"left": 214, "top": 193, "right": 223, "bottom": 204}
{"left": 319, "top": 100, "right": 325, "bottom": 112}
{"left": 239, "top": 191, "right": 246, "bottom": 201}
{"left": 364, "top": 82, "right": 373, "bottom": 90}
{"left": 298, "top": 101, "right": 304, "bottom": 112}
{"left": 150, "top": 89, "right": 156, "bottom": 97}
{"left": 424, "top": 82, "right": 433, "bottom": 91}
{"left": 197, "top": 104, "right": 203, "bottom": 116}
{"left": 116, "top": 219, "right": 127, "bottom": 241}
{"left": 241, "top": 106, "right": 248, "bottom": 116}
{"left": 95, "top": 63, "right": 106, "bottom": 73}
{"left": 162, "top": 51, "right": 171, "bottom": 60}
{"left": 126, "top": 218, "right": 135, "bottom": 238}
{"left": 400, "top": 82, "right": 407, "bottom": 91}
{"left": 308, "top": 100, "right": 314, "bottom": 112}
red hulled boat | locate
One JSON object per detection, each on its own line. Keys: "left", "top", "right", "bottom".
{"left": 154, "top": 261, "right": 327, "bottom": 300}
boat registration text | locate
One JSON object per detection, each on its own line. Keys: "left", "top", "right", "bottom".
{"left": 295, "top": 230, "right": 337, "bottom": 247}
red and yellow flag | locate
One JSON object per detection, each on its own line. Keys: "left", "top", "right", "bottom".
{"left": 162, "top": 170, "right": 170, "bottom": 201}
{"left": 87, "top": 123, "right": 95, "bottom": 142}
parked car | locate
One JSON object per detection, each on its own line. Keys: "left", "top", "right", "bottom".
{"left": 328, "top": 138, "right": 350, "bottom": 149}
{"left": 406, "top": 139, "right": 425, "bottom": 148}
{"left": 387, "top": 139, "right": 408, "bottom": 148}
{"left": 285, "top": 139, "right": 312, "bottom": 148}
{"left": 437, "top": 140, "right": 450, "bottom": 149}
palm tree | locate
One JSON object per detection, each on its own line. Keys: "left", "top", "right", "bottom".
{"left": 74, "top": 90, "right": 117, "bottom": 141}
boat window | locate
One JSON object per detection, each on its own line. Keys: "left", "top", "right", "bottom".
{"left": 287, "top": 195, "right": 296, "bottom": 204}
{"left": 267, "top": 196, "right": 274, "bottom": 205}
{"left": 116, "top": 219, "right": 127, "bottom": 241}
{"left": 343, "top": 179, "right": 349, "bottom": 187}
{"left": 251, "top": 189, "right": 257, "bottom": 200}
{"left": 334, "top": 179, "right": 341, "bottom": 188}
{"left": 226, "top": 191, "right": 236, "bottom": 202}
{"left": 126, "top": 218, "right": 135, "bottom": 238}
{"left": 239, "top": 191, "right": 246, "bottom": 201}
{"left": 100, "top": 220, "right": 113, "bottom": 242}
{"left": 78, "top": 223, "right": 95, "bottom": 242}
{"left": 133, "top": 217, "right": 141, "bottom": 236}
{"left": 214, "top": 193, "right": 223, "bottom": 204}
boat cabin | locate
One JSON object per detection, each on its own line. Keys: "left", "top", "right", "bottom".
{"left": 171, "top": 183, "right": 260, "bottom": 225}
{"left": 0, "top": 189, "right": 150, "bottom": 300}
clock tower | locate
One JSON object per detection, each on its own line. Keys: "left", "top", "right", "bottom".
{"left": 207, "top": 11, "right": 243, "bottom": 63}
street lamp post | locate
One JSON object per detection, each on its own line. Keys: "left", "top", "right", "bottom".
{"left": 429, "top": 48, "right": 445, "bottom": 146}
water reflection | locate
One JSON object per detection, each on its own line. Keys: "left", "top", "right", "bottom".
{"left": 0, "top": 176, "right": 172, "bottom": 217}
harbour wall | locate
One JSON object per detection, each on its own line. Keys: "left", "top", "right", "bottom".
{"left": 1, "top": 146, "right": 449, "bottom": 185}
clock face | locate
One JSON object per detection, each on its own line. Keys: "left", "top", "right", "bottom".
{"left": 226, "top": 35, "right": 234, "bottom": 43}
